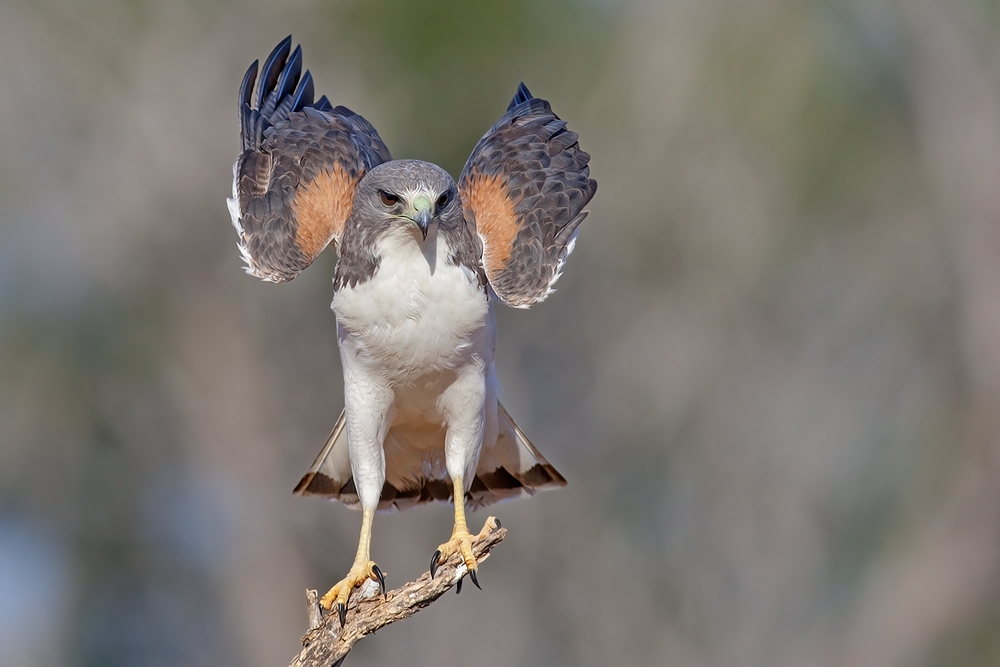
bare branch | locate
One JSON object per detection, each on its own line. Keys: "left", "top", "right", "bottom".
{"left": 290, "top": 524, "right": 507, "bottom": 667}
{"left": 305, "top": 589, "right": 323, "bottom": 632}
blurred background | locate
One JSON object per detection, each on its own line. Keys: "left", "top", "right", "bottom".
{"left": 3, "top": 0, "right": 1000, "bottom": 665}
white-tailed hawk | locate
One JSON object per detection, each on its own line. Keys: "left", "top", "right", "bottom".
{"left": 227, "top": 36, "right": 596, "bottom": 625}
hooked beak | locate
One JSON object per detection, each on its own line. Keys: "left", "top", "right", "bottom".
{"left": 410, "top": 195, "right": 433, "bottom": 240}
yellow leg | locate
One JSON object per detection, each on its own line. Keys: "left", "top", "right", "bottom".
{"left": 320, "top": 506, "right": 385, "bottom": 626}
{"left": 429, "top": 473, "right": 500, "bottom": 589}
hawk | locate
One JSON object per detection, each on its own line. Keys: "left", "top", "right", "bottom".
{"left": 227, "top": 37, "right": 596, "bottom": 624}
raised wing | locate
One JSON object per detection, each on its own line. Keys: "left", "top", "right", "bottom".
{"left": 228, "top": 37, "right": 392, "bottom": 283}
{"left": 458, "top": 83, "right": 597, "bottom": 307}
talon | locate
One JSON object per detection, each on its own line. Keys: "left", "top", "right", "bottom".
{"left": 494, "top": 517, "right": 501, "bottom": 530}
{"left": 456, "top": 578, "right": 463, "bottom": 595}
{"left": 372, "top": 564, "right": 386, "bottom": 599}
{"left": 321, "top": 557, "right": 383, "bottom": 624}
{"left": 432, "top": 520, "right": 490, "bottom": 590}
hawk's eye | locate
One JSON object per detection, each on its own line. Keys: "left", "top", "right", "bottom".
{"left": 436, "top": 192, "right": 450, "bottom": 208}
{"left": 379, "top": 191, "right": 400, "bottom": 206}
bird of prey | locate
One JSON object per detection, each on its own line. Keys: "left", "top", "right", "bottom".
{"left": 227, "top": 37, "right": 596, "bottom": 624}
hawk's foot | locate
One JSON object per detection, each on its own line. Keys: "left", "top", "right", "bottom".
{"left": 429, "top": 516, "right": 501, "bottom": 588}
{"left": 320, "top": 560, "right": 386, "bottom": 627}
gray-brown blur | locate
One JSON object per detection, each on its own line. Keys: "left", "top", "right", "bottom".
{"left": 2, "top": 0, "right": 999, "bottom": 665}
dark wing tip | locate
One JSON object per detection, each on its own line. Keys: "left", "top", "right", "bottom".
{"left": 240, "top": 37, "right": 335, "bottom": 150}
{"left": 314, "top": 95, "right": 333, "bottom": 112}
{"left": 507, "top": 82, "right": 534, "bottom": 112}
{"left": 240, "top": 60, "right": 258, "bottom": 109}
{"left": 290, "top": 69, "right": 314, "bottom": 112}
{"left": 275, "top": 44, "right": 303, "bottom": 102}
{"left": 258, "top": 36, "right": 292, "bottom": 108}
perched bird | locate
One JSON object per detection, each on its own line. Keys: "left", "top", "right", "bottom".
{"left": 228, "top": 36, "right": 596, "bottom": 624}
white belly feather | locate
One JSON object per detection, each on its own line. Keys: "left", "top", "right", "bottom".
{"left": 332, "top": 227, "right": 493, "bottom": 422}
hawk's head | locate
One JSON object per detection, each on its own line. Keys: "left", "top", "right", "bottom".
{"left": 352, "top": 160, "right": 461, "bottom": 242}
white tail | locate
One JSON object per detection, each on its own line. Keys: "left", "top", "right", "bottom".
{"left": 294, "top": 402, "right": 566, "bottom": 511}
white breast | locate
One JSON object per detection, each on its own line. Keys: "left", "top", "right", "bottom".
{"left": 332, "top": 227, "right": 492, "bottom": 386}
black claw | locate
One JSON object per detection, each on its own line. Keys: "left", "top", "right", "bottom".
{"left": 429, "top": 550, "right": 441, "bottom": 578}
{"left": 469, "top": 569, "right": 481, "bottom": 590}
{"left": 495, "top": 518, "right": 501, "bottom": 530}
{"left": 456, "top": 578, "right": 463, "bottom": 595}
{"left": 337, "top": 603, "right": 346, "bottom": 628}
{"left": 372, "top": 564, "right": 386, "bottom": 599}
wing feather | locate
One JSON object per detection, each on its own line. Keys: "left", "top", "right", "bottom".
{"left": 458, "top": 84, "right": 596, "bottom": 307}
{"left": 229, "top": 37, "right": 392, "bottom": 283}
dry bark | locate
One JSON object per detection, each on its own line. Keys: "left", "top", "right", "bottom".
{"left": 289, "top": 523, "right": 507, "bottom": 667}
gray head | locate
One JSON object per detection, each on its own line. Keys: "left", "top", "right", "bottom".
{"left": 350, "top": 159, "right": 460, "bottom": 241}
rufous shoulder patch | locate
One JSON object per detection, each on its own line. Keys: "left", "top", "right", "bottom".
{"left": 294, "top": 163, "right": 356, "bottom": 258}
{"left": 462, "top": 170, "right": 519, "bottom": 273}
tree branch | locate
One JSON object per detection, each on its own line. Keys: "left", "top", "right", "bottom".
{"left": 290, "top": 520, "right": 507, "bottom": 667}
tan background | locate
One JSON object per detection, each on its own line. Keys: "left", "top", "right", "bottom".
{"left": 2, "top": 0, "right": 1000, "bottom": 665}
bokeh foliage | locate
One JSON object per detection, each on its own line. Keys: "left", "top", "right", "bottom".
{"left": 2, "top": 0, "right": 1000, "bottom": 666}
